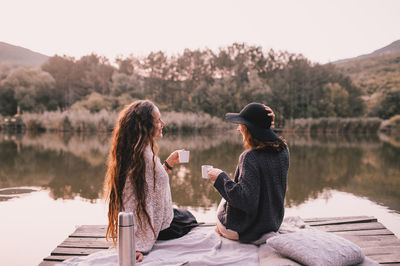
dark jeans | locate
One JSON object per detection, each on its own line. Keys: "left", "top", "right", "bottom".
{"left": 157, "top": 208, "right": 199, "bottom": 240}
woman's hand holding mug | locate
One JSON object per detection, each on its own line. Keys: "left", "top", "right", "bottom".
{"left": 165, "top": 150, "right": 183, "bottom": 167}
{"left": 207, "top": 167, "right": 223, "bottom": 182}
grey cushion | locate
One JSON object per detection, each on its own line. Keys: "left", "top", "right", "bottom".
{"left": 252, "top": 231, "right": 279, "bottom": 246}
{"left": 259, "top": 244, "right": 302, "bottom": 266}
{"left": 267, "top": 230, "right": 365, "bottom": 266}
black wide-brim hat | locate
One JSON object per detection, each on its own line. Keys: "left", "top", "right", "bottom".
{"left": 225, "top": 102, "right": 279, "bottom": 142}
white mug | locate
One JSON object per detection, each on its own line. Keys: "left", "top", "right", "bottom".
{"left": 178, "top": 150, "right": 190, "bottom": 163}
{"left": 201, "top": 165, "right": 213, "bottom": 179}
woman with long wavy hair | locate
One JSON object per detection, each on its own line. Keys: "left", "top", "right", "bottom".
{"left": 207, "top": 103, "right": 289, "bottom": 243}
{"left": 104, "top": 99, "right": 191, "bottom": 262}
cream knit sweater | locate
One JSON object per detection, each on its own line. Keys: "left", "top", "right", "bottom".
{"left": 122, "top": 146, "right": 174, "bottom": 253}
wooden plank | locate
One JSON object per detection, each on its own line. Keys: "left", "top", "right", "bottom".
{"left": 367, "top": 253, "right": 400, "bottom": 264}
{"left": 334, "top": 229, "right": 394, "bottom": 236}
{"left": 69, "top": 233, "right": 107, "bottom": 238}
{"left": 313, "top": 222, "right": 386, "bottom": 232}
{"left": 303, "top": 216, "right": 373, "bottom": 223}
{"left": 357, "top": 239, "right": 400, "bottom": 248}
{"left": 70, "top": 225, "right": 107, "bottom": 235}
{"left": 307, "top": 216, "right": 377, "bottom": 226}
{"left": 363, "top": 246, "right": 400, "bottom": 256}
{"left": 51, "top": 247, "right": 103, "bottom": 256}
{"left": 70, "top": 225, "right": 107, "bottom": 238}
{"left": 70, "top": 232, "right": 107, "bottom": 238}
{"left": 43, "top": 255, "right": 79, "bottom": 262}
{"left": 337, "top": 234, "right": 399, "bottom": 244}
{"left": 59, "top": 237, "right": 113, "bottom": 249}
{"left": 38, "top": 261, "right": 59, "bottom": 266}
{"left": 74, "top": 225, "right": 108, "bottom": 230}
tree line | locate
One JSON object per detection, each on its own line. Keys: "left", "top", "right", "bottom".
{"left": 3, "top": 43, "right": 394, "bottom": 124}
{"left": 335, "top": 51, "right": 400, "bottom": 119}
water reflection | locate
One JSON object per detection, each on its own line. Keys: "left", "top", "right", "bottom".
{"left": 0, "top": 133, "right": 107, "bottom": 200}
{"left": 284, "top": 134, "right": 400, "bottom": 212}
{"left": 0, "top": 187, "right": 39, "bottom": 201}
{"left": 0, "top": 132, "right": 399, "bottom": 213}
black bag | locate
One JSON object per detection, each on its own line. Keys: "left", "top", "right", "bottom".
{"left": 157, "top": 208, "right": 199, "bottom": 240}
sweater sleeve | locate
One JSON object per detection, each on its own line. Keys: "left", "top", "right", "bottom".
{"left": 213, "top": 151, "right": 260, "bottom": 214}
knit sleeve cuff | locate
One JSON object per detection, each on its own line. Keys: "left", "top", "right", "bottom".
{"left": 213, "top": 172, "right": 228, "bottom": 191}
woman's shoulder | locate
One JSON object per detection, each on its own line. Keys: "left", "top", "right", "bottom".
{"left": 242, "top": 145, "right": 289, "bottom": 159}
{"left": 143, "top": 146, "right": 162, "bottom": 167}
{"left": 144, "top": 145, "right": 153, "bottom": 158}
{"left": 144, "top": 145, "right": 160, "bottom": 159}
{"left": 239, "top": 149, "right": 258, "bottom": 163}
{"left": 239, "top": 148, "right": 252, "bottom": 158}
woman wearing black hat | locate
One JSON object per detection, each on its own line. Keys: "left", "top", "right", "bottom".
{"left": 207, "top": 103, "right": 289, "bottom": 243}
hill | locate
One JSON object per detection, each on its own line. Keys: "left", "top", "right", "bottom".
{"left": 333, "top": 40, "right": 400, "bottom": 117}
{"left": 369, "top": 40, "right": 400, "bottom": 57}
{"left": 334, "top": 40, "right": 400, "bottom": 64}
{"left": 0, "top": 41, "right": 49, "bottom": 67}
{"left": 334, "top": 50, "right": 400, "bottom": 94}
{"left": 333, "top": 40, "right": 400, "bottom": 94}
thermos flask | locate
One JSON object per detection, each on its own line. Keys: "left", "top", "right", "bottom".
{"left": 118, "top": 212, "right": 136, "bottom": 266}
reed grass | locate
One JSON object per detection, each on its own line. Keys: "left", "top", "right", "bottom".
{"left": 21, "top": 109, "right": 117, "bottom": 132}
{"left": 20, "top": 109, "right": 232, "bottom": 133}
{"left": 285, "top": 117, "right": 383, "bottom": 134}
{"left": 162, "top": 111, "right": 232, "bottom": 133}
{"left": 380, "top": 115, "right": 400, "bottom": 134}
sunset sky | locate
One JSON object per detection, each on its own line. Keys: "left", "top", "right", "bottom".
{"left": 1, "top": 0, "right": 399, "bottom": 63}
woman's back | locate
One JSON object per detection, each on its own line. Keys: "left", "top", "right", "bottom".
{"left": 122, "top": 146, "right": 173, "bottom": 253}
{"left": 252, "top": 146, "right": 289, "bottom": 235}
{"left": 209, "top": 103, "right": 290, "bottom": 243}
{"left": 215, "top": 146, "right": 289, "bottom": 243}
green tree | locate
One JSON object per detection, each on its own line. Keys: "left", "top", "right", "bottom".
{"left": 71, "top": 92, "right": 113, "bottom": 112}
{"left": 76, "top": 54, "right": 114, "bottom": 95}
{"left": 1, "top": 67, "right": 57, "bottom": 113}
{"left": 0, "top": 64, "right": 18, "bottom": 115}
{"left": 376, "top": 89, "right": 400, "bottom": 119}
{"left": 0, "top": 85, "right": 17, "bottom": 115}
{"left": 110, "top": 72, "right": 143, "bottom": 97}
{"left": 42, "top": 55, "right": 76, "bottom": 108}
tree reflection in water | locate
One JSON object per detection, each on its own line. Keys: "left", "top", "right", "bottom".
{"left": 0, "top": 132, "right": 399, "bottom": 213}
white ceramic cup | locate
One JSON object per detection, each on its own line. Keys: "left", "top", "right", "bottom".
{"left": 178, "top": 150, "right": 190, "bottom": 163}
{"left": 201, "top": 165, "right": 213, "bottom": 179}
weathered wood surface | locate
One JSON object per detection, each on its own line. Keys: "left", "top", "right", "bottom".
{"left": 39, "top": 216, "right": 400, "bottom": 265}
{"left": 304, "top": 216, "right": 400, "bottom": 264}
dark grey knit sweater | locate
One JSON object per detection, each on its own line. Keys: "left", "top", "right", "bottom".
{"left": 214, "top": 146, "right": 289, "bottom": 243}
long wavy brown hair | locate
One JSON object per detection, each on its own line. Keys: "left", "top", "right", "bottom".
{"left": 240, "top": 124, "right": 287, "bottom": 152}
{"left": 104, "top": 100, "right": 159, "bottom": 244}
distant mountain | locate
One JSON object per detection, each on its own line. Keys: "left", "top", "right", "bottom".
{"left": 369, "top": 40, "right": 400, "bottom": 56}
{"left": 333, "top": 40, "right": 400, "bottom": 93}
{"left": 0, "top": 41, "right": 49, "bottom": 67}
{"left": 333, "top": 40, "right": 400, "bottom": 64}
{"left": 333, "top": 40, "right": 400, "bottom": 116}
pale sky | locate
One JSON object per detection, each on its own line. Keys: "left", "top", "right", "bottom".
{"left": 1, "top": 0, "right": 399, "bottom": 63}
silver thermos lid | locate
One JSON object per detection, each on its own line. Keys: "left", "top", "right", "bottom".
{"left": 119, "top": 212, "right": 134, "bottom": 226}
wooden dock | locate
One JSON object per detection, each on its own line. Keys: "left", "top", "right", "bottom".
{"left": 39, "top": 216, "right": 400, "bottom": 265}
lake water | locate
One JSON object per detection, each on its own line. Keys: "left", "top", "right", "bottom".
{"left": 1, "top": 131, "right": 400, "bottom": 266}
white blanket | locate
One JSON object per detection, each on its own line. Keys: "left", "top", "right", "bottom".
{"left": 61, "top": 226, "right": 259, "bottom": 266}
{"left": 60, "top": 216, "right": 378, "bottom": 266}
